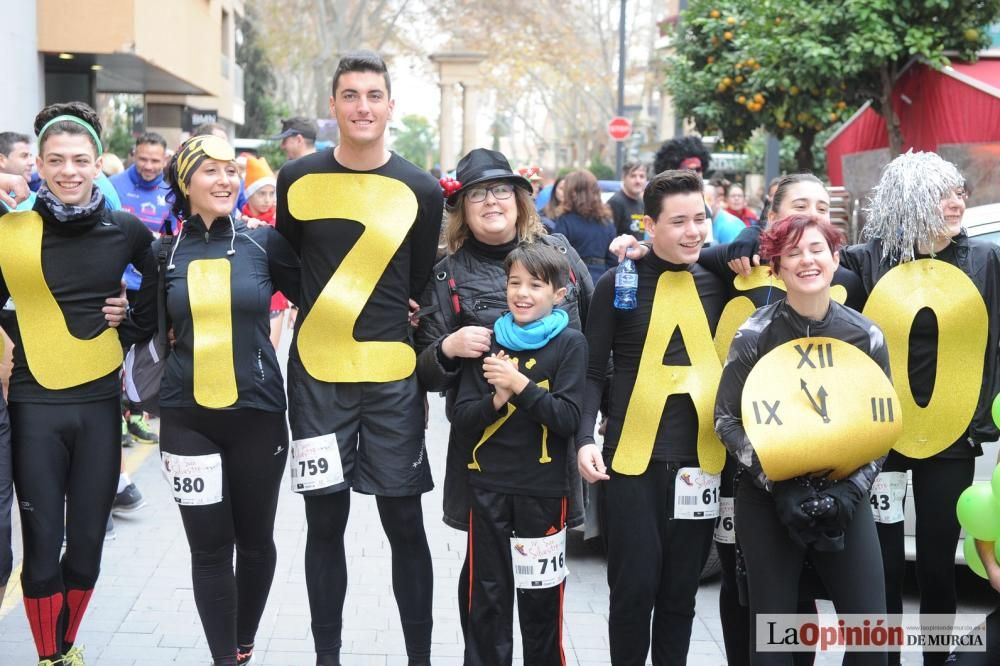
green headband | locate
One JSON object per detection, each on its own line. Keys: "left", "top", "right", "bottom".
{"left": 38, "top": 115, "right": 104, "bottom": 156}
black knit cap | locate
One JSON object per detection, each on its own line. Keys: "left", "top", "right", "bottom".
{"left": 447, "top": 148, "right": 532, "bottom": 206}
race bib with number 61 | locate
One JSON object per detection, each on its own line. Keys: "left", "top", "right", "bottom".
{"left": 510, "top": 528, "right": 568, "bottom": 589}
{"left": 674, "top": 467, "right": 721, "bottom": 519}
{"left": 869, "top": 471, "right": 908, "bottom": 524}
{"left": 290, "top": 433, "right": 345, "bottom": 493}
{"left": 161, "top": 452, "right": 223, "bottom": 506}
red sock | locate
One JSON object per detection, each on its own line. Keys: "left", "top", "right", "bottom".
{"left": 64, "top": 587, "right": 94, "bottom": 647}
{"left": 23, "top": 592, "right": 64, "bottom": 659}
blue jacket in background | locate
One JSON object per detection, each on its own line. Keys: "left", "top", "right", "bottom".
{"left": 714, "top": 209, "right": 746, "bottom": 244}
{"left": 109, "top": 165, "right": 174, "bottom": 235}
{"left": 551, "top": 212, "right": 617, "bottom": 285}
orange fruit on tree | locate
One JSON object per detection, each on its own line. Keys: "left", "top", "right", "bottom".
{"left": 722, "top": 76, "right": 733, "bottom": 86}
{"left": 735, "top": 75, "right": 744, "bottom": 84}
{"left": 737, "top": 95, "right": 747, "bottom": 104}
{"left": 710, "top": 9, "right": 721, "bottom": 18}
{"left": 789, "top": 85, "right": 800, "bottom": 96}
{"left": 836, "top": 101, "right": 847, "bottom": 110}
{"left": 723, "top": 31, "right": 733, "bottom": 41}
{"left": 707, "top": 56, "right": 715, "bottom": 64}
{"left": 727, "top": 16, "right": 736, "bottom": 25}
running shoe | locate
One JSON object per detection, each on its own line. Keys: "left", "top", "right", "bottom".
{"left": 37, "top": 660, "right": 60, "bottom": 666}
{"left": 236, "top": 645, "right": 254, "bottom": 665}
{"left": 127, "top": 414, "right": 159, "bottom": 444}
{"left": 105, "top": 514, "right": 116, "bottom": 541}
{"left": 121, "top": 416, "right": 133, "bottom": 448}
{"left": 112, "top": 483, "right": 146, "bottom": 516}
{"left": 62, "top": 646, "right": 86, "bottom": 665}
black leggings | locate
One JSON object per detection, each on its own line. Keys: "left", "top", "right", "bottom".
{"left": 11, "top": 398, "right": 120, "bottom": 659}
{"left": 877, "top": 451, "right": 975, "bottom": 666}
{"left": 304, "top": 491, "right": 433, "bottom": 665}
{"left": 159, "top": 407, "right": 288, "bottom": 666}
{"left": 737, "top": 481, "right": 887, "bottom": 666}
{"left": 602, "top": 460, "right": 715, "bottom": 666}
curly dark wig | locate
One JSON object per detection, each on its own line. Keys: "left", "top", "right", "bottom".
{"left": 653, "top": 136, "right": 711, "bottom": 176}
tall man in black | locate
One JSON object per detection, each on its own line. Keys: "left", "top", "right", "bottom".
{"left": 275, "top": 51, "right": 443, "bottom": 666}
{"left": 577, "top": 170, "right": 727, "bottom": 665}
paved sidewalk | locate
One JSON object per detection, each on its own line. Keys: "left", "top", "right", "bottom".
{"left": 0, "top": 393, "right": 731, "bottom": 665}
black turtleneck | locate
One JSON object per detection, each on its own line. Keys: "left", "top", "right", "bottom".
{"left": 0, "top": 199, "right": 157, "bottom": 403}
{"left": 577, "top": 250, "right": 726, "bottom": 463}
{"left": 159, "top": 215, "right": 300, "bottom": 411}
{"left": 463, "top": 235, "right": 519, "bottom": 261}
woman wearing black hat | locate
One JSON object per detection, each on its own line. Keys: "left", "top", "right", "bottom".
{"left": 414, "top": 147, "right": 594, "bottom": 639}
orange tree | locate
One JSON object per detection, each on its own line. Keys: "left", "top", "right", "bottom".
{"left": 667, "top": 0, "right": 1000, "bottom": 171}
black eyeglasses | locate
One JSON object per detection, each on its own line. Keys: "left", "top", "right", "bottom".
{"left": 467, "top": 183, "right": 515, "bottom": 203}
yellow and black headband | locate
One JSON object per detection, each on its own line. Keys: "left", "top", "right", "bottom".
{"left": 175, "top": 135, "right": 236, "bottom": 196}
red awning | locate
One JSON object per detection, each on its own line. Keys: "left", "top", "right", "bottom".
{"left": 825, "top": 57, "right": 1000, "bottom": 186}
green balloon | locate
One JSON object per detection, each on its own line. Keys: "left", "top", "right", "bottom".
{"left": 965, "top": 536, "right": 988, "bottom": 579}
{"left": 993, "top": 464, "right": 1000, "bottom": 501}
{"left": 956, "top": 484, "right": 1000, "bottom": 540}
{"left": 993, "top": 393, "right": 1000, "bottom": 430}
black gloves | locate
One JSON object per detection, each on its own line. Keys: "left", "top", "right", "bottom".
{"left": 772, "top": 478, "right": 863, "bottom": 551}
{"left": 724, "top": 225, "right": 763, "bottom": 264}
{"left": 771, "top": 479, "right": 822, "bottom": 548}
{"left": 819, "top": 480, "right": 866, "bottom": 532}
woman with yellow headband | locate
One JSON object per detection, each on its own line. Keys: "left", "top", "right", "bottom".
{"left": 160, "top": 134, "right": 300, "bottom": 666}
{"left": 0, "top": 101, "right": 158, "bottom": 666}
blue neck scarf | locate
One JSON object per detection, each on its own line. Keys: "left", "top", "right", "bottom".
{"left": 494, "top": 309, "right": 569, "bottom": 351}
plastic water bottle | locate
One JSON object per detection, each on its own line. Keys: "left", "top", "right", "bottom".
{"left": 613, "top": 258, "right": 638, "bottom": 310}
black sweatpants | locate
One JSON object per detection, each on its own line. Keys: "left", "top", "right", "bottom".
{"left": 877, "top": 450, "right": 975, "bottom": 666}
{"left": 11, "top": 397, "right": 120, "bottom": 658}
{"left": 466, "top": 486, "right": 567, "bottom": 666}
{"left": 736, "top": 481, "right": 887, "bottom": 666}
{"left": 603, "top": 459, "right": 715, "bottom": 666}
{"left": 304, "top": 491, "right": 434, "bottom": 665}
{"left": 159, "top": 407, "right": 288, "bottom": 666}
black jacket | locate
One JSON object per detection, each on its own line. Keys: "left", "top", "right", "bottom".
{"left": 839, "top": 232, "right": 1000, "bottom": 454}
{"left": 721, "top": 227, "right": 1000, "bottom": 458}
{"left": 414, "top": 232, "right": 594, "bottom": 529}
{"left": 714, "top": 299, "right": 890, "bottom": 493}
{"left": 159, "top": 215, "right": 300, "bottom": 412}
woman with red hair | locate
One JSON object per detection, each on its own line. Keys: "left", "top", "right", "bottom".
{"left": 715, "top": 215, "right": 893, "bottom": 665}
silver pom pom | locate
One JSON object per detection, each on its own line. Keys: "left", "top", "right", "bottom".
{"left": 862, "top": 151, "right": 964, "bottom": 263}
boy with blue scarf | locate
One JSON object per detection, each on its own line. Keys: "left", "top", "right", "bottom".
{"left": 452, "top": 242, "right": 587, "bottom": 666}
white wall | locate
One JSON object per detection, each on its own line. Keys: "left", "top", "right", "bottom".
{"left": 0, "top": 0, "right": 45, "bottom": 137}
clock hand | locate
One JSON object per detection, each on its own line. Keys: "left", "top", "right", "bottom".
{"left": 816, "top": 385, "right": 830, "bottom": 422}
{"left": 800, "top": 379, "right": 830, "bottom": 423}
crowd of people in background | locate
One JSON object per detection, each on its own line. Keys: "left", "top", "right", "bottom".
{"left": 0, "top": 47, "right": 998, "bottom": 666}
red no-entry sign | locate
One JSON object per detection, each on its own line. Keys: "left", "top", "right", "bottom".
{"left": 607, "top": 116, "right": 632, "bottom": 141}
